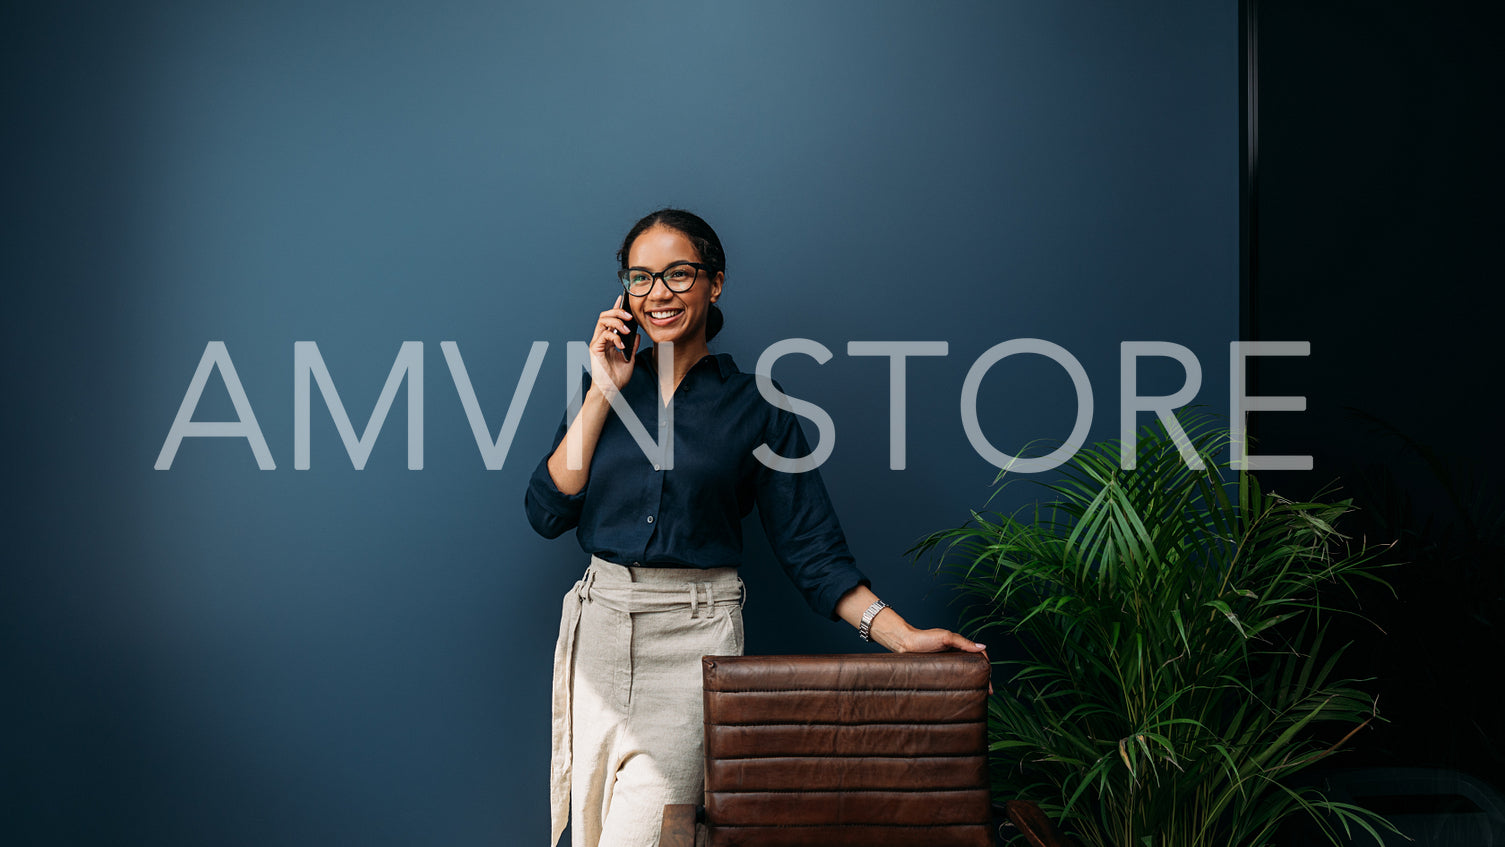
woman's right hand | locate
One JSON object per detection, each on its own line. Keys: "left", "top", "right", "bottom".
{"left": 546, "top": 295, "right": 638, "bottom": 494}
{"left": 589, "top": 295, "right": 638, "bottom": 394}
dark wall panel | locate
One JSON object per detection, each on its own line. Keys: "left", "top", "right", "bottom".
{"left": 2, "top": 2, "right": 1238, "bottom": 843}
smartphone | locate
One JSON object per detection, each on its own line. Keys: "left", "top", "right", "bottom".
{"left": 614, "top": 294, "right": 638, "bottom": 362}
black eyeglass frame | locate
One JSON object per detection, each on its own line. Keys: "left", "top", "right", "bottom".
{"left": 617, "top": 261, "right": 710, "bottom": 296}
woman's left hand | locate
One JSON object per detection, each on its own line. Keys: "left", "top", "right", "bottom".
{"left": 835, "top": 586, "right": 992, "bottom": 693}
{"left": 879, "top": 620, "right": 993, "bottom": 695}
{"left": 892, "top": 626, "right": 986, "bottom": 655}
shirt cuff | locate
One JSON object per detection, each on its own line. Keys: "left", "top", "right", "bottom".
{"left": 816, "top": 572, "right": 871, "bottom": 621}
{"left": 524, "top": 458, "right": 586, "bottom": 537}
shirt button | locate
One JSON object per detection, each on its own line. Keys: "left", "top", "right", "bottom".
{"left": 646, "top": 515, "right": 654, "bottom": 524}
{"left": 653, "top": 464, "right": 661, "bottom": 471}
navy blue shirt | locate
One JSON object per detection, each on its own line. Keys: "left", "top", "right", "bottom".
{"left": 524, "top": 350, "right": 868, "bottom": 620}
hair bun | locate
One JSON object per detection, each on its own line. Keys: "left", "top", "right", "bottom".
{"left": 706, "top": 304, "right": 724, "bottom": 342}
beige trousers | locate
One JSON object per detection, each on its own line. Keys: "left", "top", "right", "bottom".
{"left": 551, "top": 558, "right": 745, "bottom": 847}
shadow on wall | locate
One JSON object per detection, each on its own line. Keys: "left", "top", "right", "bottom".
{"left": 1249, "top": 0, "right": 1505, "bottom": 812}
{"left": 1311, "top": 410, "right": 1505, "bottom": 783}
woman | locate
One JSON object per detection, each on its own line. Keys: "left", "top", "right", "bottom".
{"left": 525, "top": 208, "right": 985, "bottom": 847}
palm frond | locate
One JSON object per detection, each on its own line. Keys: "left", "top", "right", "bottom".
{"left": 912, "top": 412, "right": 1398, "bottom": 847}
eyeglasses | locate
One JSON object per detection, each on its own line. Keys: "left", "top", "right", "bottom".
{"left": 617, "top": 261, "right": 708, "bottom": 296}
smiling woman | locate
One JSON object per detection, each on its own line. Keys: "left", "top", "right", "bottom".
{"left": 616, "top": 208, "right": 726, "bottom": 354}
{"left": 523, "top": 208, "right": 988, "bottom": 847}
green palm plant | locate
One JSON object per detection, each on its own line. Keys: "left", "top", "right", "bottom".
{"left": 911, "top": 414, "right": 1396, "bottom": 847}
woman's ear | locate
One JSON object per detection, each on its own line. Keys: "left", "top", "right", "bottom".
{"left": 710, "top": 271, "right": 724, "bottom": 303}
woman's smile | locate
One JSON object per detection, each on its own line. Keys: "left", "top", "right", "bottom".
{"left": 645, "top": 308, "right": 684, "bottom": 325}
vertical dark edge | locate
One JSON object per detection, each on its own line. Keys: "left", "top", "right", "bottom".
{"left": 1239, "top": 0, "right": 1260, "bottom": 380}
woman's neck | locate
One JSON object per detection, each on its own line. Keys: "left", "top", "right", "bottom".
{"left": 651, "top": 337, "right": 709, "bottom": 398}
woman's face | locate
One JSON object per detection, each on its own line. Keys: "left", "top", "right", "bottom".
{"left": 625, "top": 224, "right": 723, "bottom": 350}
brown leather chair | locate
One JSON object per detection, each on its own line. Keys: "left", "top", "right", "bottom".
{"left": 661, "top": 652, "right": 1067, "bottom": 847}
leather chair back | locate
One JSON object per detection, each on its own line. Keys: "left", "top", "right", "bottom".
{"left": 699, "top": 652, "right": 993, "bottom": 847}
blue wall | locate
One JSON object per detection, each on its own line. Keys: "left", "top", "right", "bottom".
{"left": 3, "top": 2, "right": 1236, "bottom": 843}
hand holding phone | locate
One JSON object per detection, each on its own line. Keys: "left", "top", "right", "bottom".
{"left": 613, "top": 294, "right": 638, "bottom": 362}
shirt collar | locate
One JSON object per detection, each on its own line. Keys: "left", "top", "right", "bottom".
{"left": 641, "top": 348, "right": 739, "bottom": 381}
{"left": 705, "top": 352, "right": 738, "bottom": 380}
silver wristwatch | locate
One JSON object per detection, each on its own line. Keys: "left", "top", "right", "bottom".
{"left": 858, "top": 600, "right": 889, "bottom": 642}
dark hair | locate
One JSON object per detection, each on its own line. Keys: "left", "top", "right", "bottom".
{"left": 617, "top": 208, "right": 726, "bottom": 342}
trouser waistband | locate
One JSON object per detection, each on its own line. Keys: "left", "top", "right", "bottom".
{"left": 578, "top": 556, "right": 745, "bottom": 617}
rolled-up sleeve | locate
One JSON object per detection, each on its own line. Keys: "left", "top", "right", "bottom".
{"left": 754, "top": 406, "right": 869, "bottom": 619}
{"left": 525, "top": 452, "right": 586, "bottom": 538}
{"left": 523, "top": 384, "right": 588, "bottom": 539}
